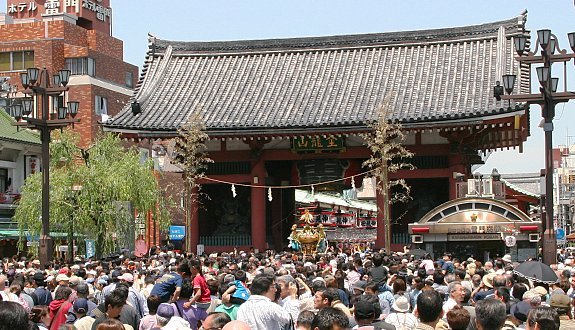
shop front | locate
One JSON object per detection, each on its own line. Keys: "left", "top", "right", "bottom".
{"left": 408, "top": 197, "right": 542, "bottom": 262}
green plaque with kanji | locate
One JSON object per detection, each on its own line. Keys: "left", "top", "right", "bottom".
{"left": 291, "top": 136, "right": 345, "bottom": 153}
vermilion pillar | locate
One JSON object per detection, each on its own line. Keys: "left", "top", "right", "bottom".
{"left": 251, "top": 161, "right": 266, "bottom": 251}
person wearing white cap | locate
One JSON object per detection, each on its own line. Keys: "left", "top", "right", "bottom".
{"left": 119, "top": 272, "right": 149, "bottom": 318}
{"left": 386, "top": 295, "right": 418, "bottom": 330}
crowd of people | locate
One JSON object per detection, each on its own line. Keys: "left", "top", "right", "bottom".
{"left": 0, "top": 246, "right": 574, "bottom": 330}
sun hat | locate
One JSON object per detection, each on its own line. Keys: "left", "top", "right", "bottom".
{"left": 55, "top": 274, "right": 70, "bottom": 282}
{"left": 118, "top": 273, "right": 134, "bottom": 283}
{"left": 482, "top": 273, "right": 496, "bottom": 289}
{"left": 392, "top": 296, "right": 410, "bottom": 313}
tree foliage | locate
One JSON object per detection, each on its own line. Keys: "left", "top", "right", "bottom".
{"left": 362, "top": 103, "right": 415, "bottom": 251}
{"left": 173, "top": 112, "right": 213, "bottom": 194}
{"left": 14, "top": 131, "right": 173, "bottom": 258}
{"left": 172, "top": 112, "right": 213, "bottom": 249}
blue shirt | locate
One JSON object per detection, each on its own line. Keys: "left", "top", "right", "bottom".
{"left": 150, "top": 272, "right": 182, "bottom": 302}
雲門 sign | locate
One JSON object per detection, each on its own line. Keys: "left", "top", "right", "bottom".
{"left": 169, "top": 226, "right": 185, "bottom": 241}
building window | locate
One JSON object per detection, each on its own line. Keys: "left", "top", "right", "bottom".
{"left": 95, "top": 95, "right": 108, "bottom": 115}
{"left": 0, "top": 51, "right": 34, "bottom": 72}
{"left": 125, "top": 71, "right": 133, "bottom": 88}
{"left": 65, "top": 57, "right": 95, "bottom": 76}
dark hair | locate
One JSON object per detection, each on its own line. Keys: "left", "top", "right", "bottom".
{"left": 373, "top": 253, "right": 383, "bottom": 267}
{"left": 446, "top": 305, "right": 470, "bottom": 330}
{"left": 454, "top": 268, "right": 466, "bottom": 281}
{"left": 322, "top": 288, "right": 340, "bottom": 305}
{"left": 0, "top": 301, "right": 30, "bottom": 330}
{"left": 527, "top": 306, "right": 560, "bottom": 330}
{"left": 54, "top": 286, "right": 73, "bottom": 301}
{"left": 359, "top": 294, "right": 382, "bottom": 319}
{"left": 392, "top": 278, "right": 407, "bottom": 294}
{"left": 105, "top": 291, "right": 126, "bottom": 309}
{"left": 493, "top": 275, "right": 507, "bottom": 288}
{"left": 512, "top": 283, "right": 528, "bottom": 301}
{"left": 147, "top": 295, "right": 162, "bottom": 315}
{"left": 113, "top": 283, "right": 129, "bottom": 300}
{"left": 249, "top": 273, "right": 274, "bottom": 296}
{"left": 189, "top": 260, "right": 202, "bottom": 275}
{"left": 475, "top": 298, "right": 507, "bottom": 330}
{"left": 178, "top": 262, "right": 192, "bottom": 276}
{"left": 30, "top": 305, "right": 49, "bottom": 323}
{"left": 206, "top": 312, "right": 231, "bottom": 328}
{"left": 234, "top": 269, "right": 247, "bottom": 282}
{"left": 297, "top": 310, "right": 316, "bottom": 328}
{"left": 95, "top": 318, "right": 125, "bottom": 330}
{"left": 416, "top": 290, "right": 443, "bottom": 323}
{"left": 180, "top": 278, "right": 194, "bottom": 299}
{"left": 311, "top": 307, "right": 350, "bottom": 330}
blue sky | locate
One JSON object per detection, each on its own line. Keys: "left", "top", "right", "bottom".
{"left": 3, "top": 0, "right": 574, "bottom": 174}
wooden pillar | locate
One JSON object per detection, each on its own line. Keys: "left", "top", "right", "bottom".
{"left": 375, "top": 185, "right": 386, "bottom": 250}
{"left": 251, "top": 161, "right": 266, "bottom": 251}
{"left": 190, "top": 186, "right": 200, "bottom": 254}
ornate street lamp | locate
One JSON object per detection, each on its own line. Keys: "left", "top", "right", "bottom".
{"left": 11, "top": 67, "right": 80, "bottom": 267}
{"left": 494, "top": 29, "right": 575, "bottom": 264}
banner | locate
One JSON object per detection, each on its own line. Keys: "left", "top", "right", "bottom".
{"left": 85, "top": 239, "right": 95, "bottom": 258}
{"left": 169, "top": 226, "right": 185, "bottom": 241}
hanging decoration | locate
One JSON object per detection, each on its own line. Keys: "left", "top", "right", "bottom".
{"left": 201, "top": 168, "right": 376, "bottom": 202}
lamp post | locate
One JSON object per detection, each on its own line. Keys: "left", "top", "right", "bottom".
{"left": 12, "top": 67, "right": 80, "bottom": 267}
{"left": 494, "top": 30, "right": 575, "bottom": 265}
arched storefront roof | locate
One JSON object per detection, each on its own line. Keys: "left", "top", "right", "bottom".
{"left": 409, "top": 197, "right": 541, "bottom": 236}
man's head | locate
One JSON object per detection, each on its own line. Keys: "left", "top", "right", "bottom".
{"left": 249, "top": 273, "right": 277, "bottom": 300}
{"left": 448, "top": 282, "right": 465, "bottom": 303}
{"left": 314, "top": 290, "right": 329, "bottom": 310}
{"left": 354, "top": 300, "right": 375, "bottom": 324}
{"left": 222, "top": 320, "right": 251, "bottom": 330}
{"left": 475, "top": 298, "right": 506, "bottom": 330}
{"left": 311, "top": 307, "right": 350, "bottom": 330}
{"left": 105, "top": 291, "right": 126, "bottom": 319}
{"left": 276, "top": 275, "right": 296, "bottom": 300}
{"left": 446, "top": 305, "right": 470, "bottom": 330}
{"left": 0, "top": 301, "right": 30, "bottom": 329}
{"left": 75, "top": 282, "right": 89, "bottom": 298}
{"left": 202, "top": 312, "right": 232, "bottom": 330}
{"left": 416, "top": 290, "right": 443, "bottom": 324}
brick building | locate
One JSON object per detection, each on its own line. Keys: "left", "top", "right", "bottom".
{"left": 0, "top": 0, "right": 137, "bottom": 253}
{"left": 0, "top": 0, "right": 137, "bottom": 146}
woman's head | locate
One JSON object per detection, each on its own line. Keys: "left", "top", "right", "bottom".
{"left": 30, "top": 305, "right": 50, "bottom": 325}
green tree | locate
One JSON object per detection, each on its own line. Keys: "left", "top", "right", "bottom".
{"left": 172, "top": 112, "right": 213, "bottom": 250}
{"left": 363, "top": 103, "right": 415, "bottom": 252}
{"left": 15, "top": 131, "right": 172, "bottom": 258}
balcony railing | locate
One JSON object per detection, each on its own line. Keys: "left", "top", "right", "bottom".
{"left": 455, "top": 181, "right": 505, "bottom": 199}
{"left": 200, "top": 235, "right": 252, "bottom": 246}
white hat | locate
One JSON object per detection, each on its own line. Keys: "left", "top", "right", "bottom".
{"left": 56, "top": 274, "right": 70, "bottom": 282}
{"left": 502, "top": 254, "right": 512, "bottom": 263}
{"left": 392, "top": 296, "right": 410, "bottom": 313}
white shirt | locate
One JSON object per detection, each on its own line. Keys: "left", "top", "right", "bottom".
{"left": 237, "top": 295, "right": 295, "bottom": 330}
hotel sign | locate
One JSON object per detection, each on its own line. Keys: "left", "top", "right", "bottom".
{"left": 291, "top": 136, "right": 345, "bottom": 153}
{"left": 448, "top": 233, "right": 501, "bottom": 241}
{"left": 7, "top": 0, "right": 111, "bottom": 22}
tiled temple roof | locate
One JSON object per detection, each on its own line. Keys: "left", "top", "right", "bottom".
{"left": 104, "top": 13, "right": 530, "bottom": 138}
